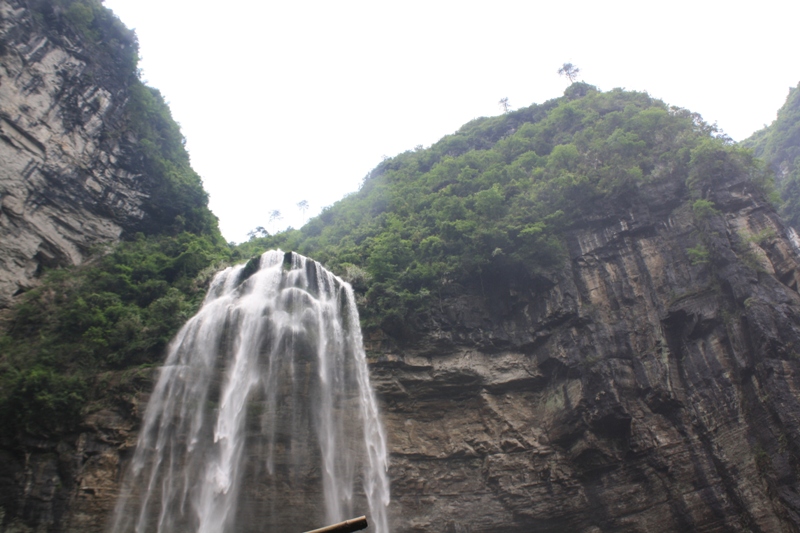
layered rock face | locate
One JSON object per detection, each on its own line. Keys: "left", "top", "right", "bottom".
{"left": 0, "top": 0, "right": 145, "bottom": 307}
{"left": 0, "top": 375, "right": 147, "bottom": 533}
{"left": 5, "top": 157, "right": 800, "bottom": 531}
{"left": 4, "top": 2, "right": 800, "bottom": 531}
{"left": 7, "top": 153, "right": 800, "bottom": 532}
{"left": 370, "top": 171, "right": 800, "bottom": 531}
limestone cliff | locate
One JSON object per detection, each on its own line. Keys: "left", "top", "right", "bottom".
{"left": 3, "top": 1, "right": 800, "bottom": 531}
{"left": 0, "top": 3, "right": 218, "bottom": 530}
{"left": 0, "top": 0, "right": 212, "bottom": 308}
{"left": 371, "top": 168, "right": 800, "bottom": 531}
{"left": 16, "top": 153, "right": 800, "bottom": 533}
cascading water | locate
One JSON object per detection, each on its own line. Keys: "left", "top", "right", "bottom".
{"left": 110, "top": 251, "right": 390, "bottom": 533}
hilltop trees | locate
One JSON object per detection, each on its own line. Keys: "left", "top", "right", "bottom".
{"left": 297, "top": 200, "right": 309, "bottom": 224}
{"left": 248, "top": 226, "right": 268, "bottom": 239}
{"left": 558, "top": 62, "right": 580, "bottom": 83}
{"left": 245, "top": 86, "right": 769, "bottom": 341}
{"left": 269, "top": 210, "right": 283, "bottom": 233}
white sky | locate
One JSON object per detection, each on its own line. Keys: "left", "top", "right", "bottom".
{"left": 102, "top": 0, "right": 800, "bottom": 243}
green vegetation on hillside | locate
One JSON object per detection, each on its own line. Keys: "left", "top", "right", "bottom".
{"left": 28, "top": 0, "right": 219, "bottom": 237}
{"left": 247, "top": 83, "right": 770, "bottom": 338}
{"left": 124, "top": 82, "right": 220, "bottom": 235}
{"left": 743, "top": 83, "right": 800, "bottom": 227}
{"left": 0, "top": 3, "right": 778, "bottom": 443}
{"left": 0, "top": 233, "right": 229, "bottom": 437}
{"left": 0, "top": 0, "right": 228, "bottom": 444}
{"left": 28, "top": 0, "right": 139, "bottom": 79}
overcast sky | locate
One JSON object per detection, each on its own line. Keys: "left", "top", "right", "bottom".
{"left": 102, "top": 0, "right": 800, "bottom": 243}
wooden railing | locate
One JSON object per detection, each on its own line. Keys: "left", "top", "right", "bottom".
{"left": 303, "top": 515, "right": 369, "bottom": 533}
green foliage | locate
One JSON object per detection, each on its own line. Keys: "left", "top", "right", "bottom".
{"left": 686, "top": 244, "right": 711, "bottom": 265}
{"left": 29, "top": 0, "right": 139, "bottom": 79}
{"left": 0, "top": 366, "right": 86, "bottom": 437}
{"left": 733, "top": 231, "right": 768, "bottom": 272}
{"left": 692, "top": 199, "right": 720, "bottom": 219}
{"left": 744, "top": 83, "right": 800, "bottom": 225}
{"left": 0, "top": 233, "right": 230, "bottom": 442}
{"left": 739, "top": 227, "right": 778, "bottom": 249}
{"left": 242, "top": 86, "right": 772, "bottom": 337}
{"left": 125, "top": 83, "right": 219, "bottom": 236}
{"left": 0, "top": 1, "right": 222, "bottom": 443}
{"left": 777, "top": 166, "right": 800, "bottom": 227}
{"left": 687, "top": 136, "right": 776, "bottom": 205}
{"left": 65, "top": 2, "right": 94, "bottom": 30}
{"left": 744, "top": 84, "right": 800, "bottom": 176}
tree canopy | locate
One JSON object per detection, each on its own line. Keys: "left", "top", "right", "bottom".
{"left": 558, "top": 63, "right": 581, "bottom": 83}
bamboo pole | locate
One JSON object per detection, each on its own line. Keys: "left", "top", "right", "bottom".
{"left": 303, "top": 515, "right": 368, "bottom": 533}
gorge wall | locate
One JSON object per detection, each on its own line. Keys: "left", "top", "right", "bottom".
{"left": 369, "top": 169, "right": 800, "bottom": 531}
{"left": 0, "top": 2, "right": 219, "bottom": 531}
{"left": 14, "top": 155, "right": 800, "bottom": 533}
{"left": 4, "top": 2, "right": 800, "bottom": 532}
{"left": 0, "top": 0, "right": 211, "bottom": 308}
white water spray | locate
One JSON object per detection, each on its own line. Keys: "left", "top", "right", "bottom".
{"left": 110, "top": 251, "right": 390, "bottom": 533}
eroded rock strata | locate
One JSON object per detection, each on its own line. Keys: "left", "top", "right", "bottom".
{"left": 3, "top": 1, "right": 800, "bottom": 532}
{"left": 8, "top": 167, "right": 800, "bottom": 533}
{"left": 370, "top": 172, "right": 800, "bottom": 532}
{"left": 1, "top": 0, "right": 153, "bottom": 307}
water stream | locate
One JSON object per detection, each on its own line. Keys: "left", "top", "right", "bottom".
{"left": 110, "top": 251, "right": 390, "bottom": 533}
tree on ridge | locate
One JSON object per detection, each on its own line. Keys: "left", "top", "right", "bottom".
{"left": 499, "top": 97, "right": 511, "bottom": 114}
{"left": 247, "top": 226, "right": 268, "bottom": 240}
{"left": 558, "top": 62, "right": 580, "bottom": 83}
{"left": 269, "top": 210, "right": 283, "bottom": 234}
{"left": 297, "top": 200, "right": 309, "bottom": 224}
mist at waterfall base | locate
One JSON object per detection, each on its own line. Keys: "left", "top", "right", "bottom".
{"left": 110, "top": 251, "right": 390, "bottom": 533}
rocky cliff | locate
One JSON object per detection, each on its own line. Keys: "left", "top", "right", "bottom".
{"left": 0, "top": 0, "right": 213, "bottom": 308}
{"left": 3, "top": 2, "right": 800, "bottom": 532}
{"left": 371, "top": 170, "right": 800, "bottom": 531}
{"left": 21, "top": 148, "right": 800, "bottom": 533}
{"left": 0, "top": 2, "right": 219, "bottom": 531}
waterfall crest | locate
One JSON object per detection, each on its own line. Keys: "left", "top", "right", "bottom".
{"left": 110, "top": 251, "right": 390, "bottom": 533}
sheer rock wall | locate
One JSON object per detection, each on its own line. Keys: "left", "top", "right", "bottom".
{"left": 4, "top": 1, "right": 800, "bottom": 531}
{"left": 0, "top": 0, "right": 146, "bottom": 307}
{"left": 370, "top": 172, "right": 800, "bottom": 532}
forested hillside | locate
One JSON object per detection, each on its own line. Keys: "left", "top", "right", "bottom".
{"left": 743, "top": 83, "right": 800, "bottom": 227}
{"left": 234, "top": 80, "right": 800, "bottom": 532}
{"left": 7, "top": 77, "right": 768, "bottom": 442}
{"left": 0, "top": 0, "right": 230, "bottom": 448}
{"left": 5, "top": 2, "right": 800, "bottom": 528}
{"left": 1, "top": 0, "right": 782, "bottom": 444}
{"left": 246, "top": 82, "right": 773, "bottom": 342}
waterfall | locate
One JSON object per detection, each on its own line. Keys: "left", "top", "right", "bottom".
{"left": 110, "top": 251, "right": 390, "bottom": 533}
